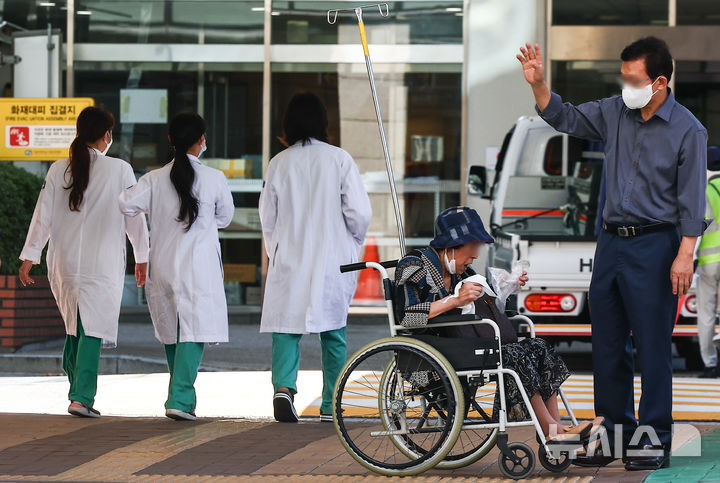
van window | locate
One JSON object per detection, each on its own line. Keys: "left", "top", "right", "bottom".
{"left": 543, "top": 135, "right": 590, "bottom": 177}
{"left": 544, "top": 136, "right": 563, "bottom": 175}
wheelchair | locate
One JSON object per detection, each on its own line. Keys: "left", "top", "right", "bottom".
{"left": 333, "top": 260, "right": 586, "bottom": 479}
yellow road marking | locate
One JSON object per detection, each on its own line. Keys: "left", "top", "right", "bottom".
{"left": 7, "top": 419, "right": 266, "bottom": 482}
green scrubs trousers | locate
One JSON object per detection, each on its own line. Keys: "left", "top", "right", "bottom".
{"left": 62, "top": 318, "right": 101, "bottom": 408}
{"left": 164, "top": 328, "right": 205, "bottom": 413}
{"left": 271, "top": 327, "right": 347, "bottom": 414}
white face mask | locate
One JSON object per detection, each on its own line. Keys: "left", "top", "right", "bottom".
{"left": 622, "top": 77, "right": 660, "bottom": 109}
{"left": 444, "top": 248, "right": 457, "bottom": 275}
{"left": 102, "top": 134, "right": 112, "bottom": 155}
{"left": 199, "top": 142, "right": 207, "bottom": 158}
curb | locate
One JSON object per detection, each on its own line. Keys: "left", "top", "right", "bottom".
{"left": 0, "top": 353, "right": 225, "bottom": 375}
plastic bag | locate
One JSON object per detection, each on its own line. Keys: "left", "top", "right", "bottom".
{"left": 488, "top": 260, "right": 530, "bottom": 311}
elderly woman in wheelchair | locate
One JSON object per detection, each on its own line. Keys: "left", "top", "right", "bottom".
{"left": 332, "top": 206, "right": 602, "bottom": 479}
{"left": 395, "top": 206, "right": 601, "bottom": 444}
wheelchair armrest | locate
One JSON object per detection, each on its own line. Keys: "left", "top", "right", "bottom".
{"left": 414, "top": 315, "right": 503, "bottom": 341}
{"left": 397, "top": 315, "right": 500, "bottom": 338}
{"left": 429, "top": 314, "right": 482, "bottom": 324}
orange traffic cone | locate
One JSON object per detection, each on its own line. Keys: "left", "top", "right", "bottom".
{"left": 353, "top": 236, "right": 384, "bottom": 303}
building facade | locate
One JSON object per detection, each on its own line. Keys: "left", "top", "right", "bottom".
{"left": 1, "top": 0, "right": 718, "bottom": 310}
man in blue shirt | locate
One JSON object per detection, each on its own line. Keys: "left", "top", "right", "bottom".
{"left": 517, "top": 37, "right": 707, "bottom": 471}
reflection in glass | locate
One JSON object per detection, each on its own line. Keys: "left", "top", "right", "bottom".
{"left": 0, "top": 0, "right": 68, "bottom": 32}
{"left": 551, "top": 60, "right": 621, "bottom": 105}
{"left": 75, "top": 62, "right": 262, "bottom": 172}
{"left": 272, "top": 1, "right": 463, "bottom": 44}
{"left": 675, "top": 61, "right": 720, "bottom": 145}
{"left": 72, "top": 1, "right": 265, "bottom": 44}
{"left": 677, "top": 0, "right": 720, "bottom": 25}
{"left": 552, "top": 0, "right": 667, "bottom": 26}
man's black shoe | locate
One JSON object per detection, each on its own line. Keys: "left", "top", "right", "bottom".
{"left": 624, "top": 445, "right": 669, "bottom": 471}
{"left": 571, "top": 446, "right": 617, "bottom": 467}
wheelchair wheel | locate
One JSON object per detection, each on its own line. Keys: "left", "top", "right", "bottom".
{"left": 376, "top": 351, "right": 498, "bottom": 470}
{"left": 333, "top": 337, "right": 465, "bottom": 476}
{"left": 538, "top": 444, "right": 572, "bottom": 472}
{"left": 434, "top": 380, "right": 499, "bottom": 469}
{"left": 498, "top": 441, "right": 535, "bottom": 480}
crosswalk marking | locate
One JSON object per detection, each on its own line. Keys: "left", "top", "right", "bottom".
{"left": 303, "top": 374, "right": 720, "bottom": 421}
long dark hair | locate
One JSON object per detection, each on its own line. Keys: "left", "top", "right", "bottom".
{"left": 168, "top": 112, "right": 206, "bottom": 231}
{"left": 282, "top": 92, "right": 329, "bottom": 146}
{"left": 66, "top": 106, "right": 114, "bottom": 211}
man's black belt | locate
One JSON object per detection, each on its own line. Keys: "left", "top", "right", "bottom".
{"left": 602, "top": 221, "right": 675, "bottom": 238}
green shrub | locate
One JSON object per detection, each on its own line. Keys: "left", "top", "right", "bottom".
{"left": 0, "top": 163, "right": 48, "bottom": 275}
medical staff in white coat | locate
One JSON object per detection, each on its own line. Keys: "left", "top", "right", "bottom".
{"left": 259, "top": 93, "right": 372, "bottom": 422}
{"left": 119, "top": 112, "right": 234, "bottom": 421}
{"left": 19, "top": 106, "right": 149, "bottom": 418}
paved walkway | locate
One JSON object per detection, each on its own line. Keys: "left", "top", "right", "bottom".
{"left": 1, "top": 414, "right": 716, "bottom": 482}
{"left": 0, "top": 372, "right": 718, "bottom": 482}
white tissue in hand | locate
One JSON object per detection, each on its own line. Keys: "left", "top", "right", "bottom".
{"left": 443, "top": 275, "right": 496, "bottom": 315}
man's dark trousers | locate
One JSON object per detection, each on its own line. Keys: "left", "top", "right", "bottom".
{"left": 589, "top": 227, "right": 679, "bottom": 451}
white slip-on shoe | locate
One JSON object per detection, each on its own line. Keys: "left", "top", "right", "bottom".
{"left": 68, "top": 401, "right": 101, "bottom": 418}
{"left": 165, "top": 408, "right": 197, "bottom": 421}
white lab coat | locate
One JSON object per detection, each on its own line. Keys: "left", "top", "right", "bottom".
{"left": 19, "top": 148, "right": 149, "bottom": 346}
{"left": 118, "top": 155, "right": 234, "bottom": 345}
{"left": 259, "top": 139, "right": 372, "bottom": 334}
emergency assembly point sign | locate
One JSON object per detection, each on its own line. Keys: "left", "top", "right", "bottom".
{"left": 0, "top": 97, "right": 94, "bottom": 161}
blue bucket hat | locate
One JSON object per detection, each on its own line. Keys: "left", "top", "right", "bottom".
{"left": 430, "top": 206, "right": 494, "bottom": 249}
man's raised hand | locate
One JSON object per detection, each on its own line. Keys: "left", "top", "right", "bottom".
{"left": 517, "top": 43, "right": 545, "bottom": 86}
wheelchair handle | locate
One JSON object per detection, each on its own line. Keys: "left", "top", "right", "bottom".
{"left": 340, "top": 260, "right": 398, "bottom": 273}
